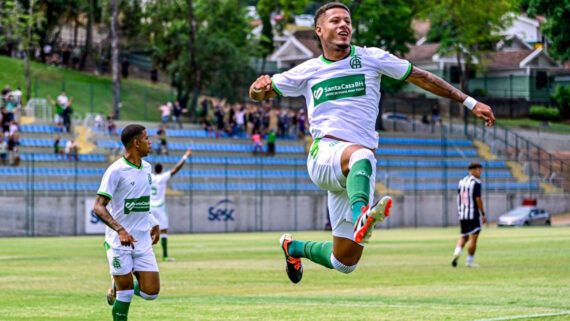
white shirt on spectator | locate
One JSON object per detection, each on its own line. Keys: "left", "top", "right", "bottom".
{"left": 57, "top": 94, "right": 69, "bottom": 107}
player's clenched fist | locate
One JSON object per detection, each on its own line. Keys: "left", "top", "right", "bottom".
{"left": 252, "top": 75, "right": 272, "bottom": 92}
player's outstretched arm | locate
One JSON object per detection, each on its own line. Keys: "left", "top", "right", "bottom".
{"left": 170, "top": 148, "right": 192, "bottom": 177}
{"left": 406, "top": 66, "right": 495, "bottom": 127}
{"left": 249, "top": 75, "right": 278, "bottom": 101}
{"left": 94, "top": 195, "right": 138, "bottom": 248}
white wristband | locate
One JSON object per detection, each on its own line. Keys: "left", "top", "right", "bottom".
{"left": 252, "top": 88, "right": 263, "bottom": 93}
{"left": 182, "top": 155, "right": 188, "bottom": 161}
{"left": 463, "top": 96, "right": 478, "bottom": 110}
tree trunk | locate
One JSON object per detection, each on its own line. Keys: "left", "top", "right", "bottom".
{"left": 24, "top": 0, "right": 34, "bottom": 103}
{"left": 80, "top": 0, "right": 94, "bottom": 70}
{"left": 111, "top": 0, "right": 120, "bottom": 118}
{"left": 186, "top": 0, "right": 199, "bottom": 122}
{"left": 73, "top": 17, "right": 78, "bottom": 47}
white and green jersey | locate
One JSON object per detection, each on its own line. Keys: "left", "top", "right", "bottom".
{"left": 150, "top": 171, "right": 171, "bottom": 207}
{"left": 271, "top": 45, "right": 411, "bottom": 149}
{"left": 97, "top": 157, "right": 158, "bottom": 249}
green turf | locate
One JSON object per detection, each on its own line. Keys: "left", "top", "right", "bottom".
{"left": 0, "top": 228, "right": 569, "bottom": 320}
{"left": 0, "top": 56, "right": 174, "bottom": 121}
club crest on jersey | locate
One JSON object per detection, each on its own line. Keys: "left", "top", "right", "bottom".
{"left": 350, "top": 55, "right": 362, "bottom": 69}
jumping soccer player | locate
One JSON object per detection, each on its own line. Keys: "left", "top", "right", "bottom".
{"left": 249, "top": 2, "right": 495, "bottom": 283}
{"left": 151, "top": 148, "right": 192, "bottom": 261}
{"left": 452, "top": 162, "right": 487, "bottom": 268}
{"left": 94, "top": 124, "right": 161, "bottom": 320}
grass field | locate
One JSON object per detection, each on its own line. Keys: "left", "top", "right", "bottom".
{"left": 0, "top": 56, "right": 172, "bottom": 121}
{"left": 1, "top": 227, "right": 569, "bottom": 321}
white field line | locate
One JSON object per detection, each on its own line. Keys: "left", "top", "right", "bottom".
{"left": 473, "top": 310, "right": 570, "bottom": 321}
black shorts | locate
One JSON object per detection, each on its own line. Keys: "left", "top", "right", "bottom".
{"left": 460, "top": 218, "right": 481, "bottom": 236}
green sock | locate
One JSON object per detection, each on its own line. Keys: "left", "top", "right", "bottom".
{"left": 347, "top": 158, "right": 372, "bottom": 223}
{"left": 161, "top": 237, "right": 168, "bottom": 258}
{"left": 288, "top": 240, "right": 333, "bottom": 269}
{"left": 112, "top": 300, "right": 130, "bottom": 321}
{"left": 134, "top": 279, "right": 140, "bottom": 297}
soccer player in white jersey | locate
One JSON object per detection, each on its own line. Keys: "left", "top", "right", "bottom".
{"left": 151, "top": 148, "right": 192, "bottom": 261}
{"left": 249, "top": 2, "right": 496, "bottom": 283}
{"left": 93, "top": 124, "right": 161, "bottom": 320}
{"left": 452, "top": 162, "right": 486, "bottom": 268}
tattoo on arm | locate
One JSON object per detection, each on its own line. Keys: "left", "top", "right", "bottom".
{"left": 475, "top": 197, "right": 484, "bottom": 213}
{"left": 93, "top": 195, "right": 124, "bottom": 232}
{"left": 406, "top": 66, "right": 467, "bottom": 103}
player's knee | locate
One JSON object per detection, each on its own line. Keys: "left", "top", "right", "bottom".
{"left": 349, "top": 148, "right": 376, "bottom": 170}
{"left": 330, "top": 253, "right": 358, "bottom": 274}
{"left": 140, "top": 291, "right": 159, "bottom": 300}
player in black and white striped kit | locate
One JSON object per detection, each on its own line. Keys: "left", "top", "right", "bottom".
{"left": 452, "top": 162, "right": 486, "bottom": 268}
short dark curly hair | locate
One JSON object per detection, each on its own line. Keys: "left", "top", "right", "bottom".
{"left": 314, "top": 2, "right": 350, "bottom": 27}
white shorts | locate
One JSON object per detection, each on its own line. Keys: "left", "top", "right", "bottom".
{"left": 54, "top": 114, "right": 63, "bottom": 124}
{"left": 106, "top": 242, "right": 159, "bottom": 276}
{"left": 307, "top": 138, "right": 376, "bottom": 243}
{"left": 151, "top": 204, "right": 169, "bottom": 230}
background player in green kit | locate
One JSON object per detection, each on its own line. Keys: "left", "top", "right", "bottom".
{"left": 93, "top": 124, "right": 161, "bottom": 320}
{"left": 249, "top": 2, "right": 496, "bottom": 283}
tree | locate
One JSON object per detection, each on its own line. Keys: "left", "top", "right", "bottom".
{"left": 0, "top": 0, "right": 40, "bottom": 102}
{"left": 425, "top": 0, "right": 517, "bottom": 94}
{"left": 144, "top": 0, "right": 256, "bottom": 119}
{"left": 528, "top": 0, "right": 570, "bottom": 62}
{"left": 110, "top": 0, "right": 120, "bottom": 118}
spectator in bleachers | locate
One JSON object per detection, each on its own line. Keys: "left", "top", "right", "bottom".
{"left": 155, "top": 125, "right": 168, "bottom": 155}
{"left": 235, "top": 105, "right": 246, "bottom": 137}
{"left": 159, "top": 102, "right": 171, "bottom": 128}
{"left": 214, "top": 104, "right": 224, "bottom": 138}
{"left": 0, "top": 132, "right": 7, "bottom": 165}
{"left": 8, "top": 120, "right": 19, "bottom": 137}
{"left": 431, "top": 105, "right": 442, "bottom": 126}
{"left": 107, "top": 113, "right": 117, "bottom": 135}
{"left": 65, "top": 139, "right": 79, "bottom": 162}
{"left": 94, "top": 113, "right": 104, "bottom": 131}
{"left": 278, "top": 109, "right": 288, "bottom": 138}
{"left": 266, "top": 128, "right": 276, "bottom": 156}
{"left": 171, "top": 100, "right": 187, "bottom": 129}
{"left": 1, "top": 107, "right": 10, "bottom": 135}
{"left": 251, "top": 130, "right": 262, "bottom": 155}
{"left": 11, "top": 87, "right": 22, "bottom": 109}
{"left": 5, "top": 95, "right": 18, "bottom": 122}
{"left": 297, "top": 109, "right": 306, "bottom": 138}
{"left": 62, "top": 99, "right": 74, "bottom": 133}
{"left": 202, "top": 115, "right": 215, "bottom": 137}
{"left": 48, "top": 93, "right": 66, "bottom": 132}
{"left": 7, "top": 132, "right": 20, "bottom": 166}
{"left": 54, "top": 135, "right": 64, "bottom": 160}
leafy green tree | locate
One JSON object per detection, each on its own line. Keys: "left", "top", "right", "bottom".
{"left": 528, "top": 0, "right": 570, "bottom": 61}
{"left": 425, "top": 0, "right": 517, "bottom": 93}
{"left": 144, "top": 0, "right": 256, "bottom": 119}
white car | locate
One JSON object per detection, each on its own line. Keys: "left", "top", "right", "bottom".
{"left": 497, "top": 206, "right": 551, "bottom": 226}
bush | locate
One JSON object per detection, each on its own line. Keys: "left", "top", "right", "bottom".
{"left": 552, "top": 85, "right": 570, "bottom": 119}
{"left": 529, "top": 105, "right": 561, "bottom": 121}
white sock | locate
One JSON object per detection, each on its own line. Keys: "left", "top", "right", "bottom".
{"left": 161, "top": 234, "right": 168, "bottom": 239}
{"left": 454, "top": 246, "right": 462, "bottom": 257}
{"left": 330, "top": 253, "right": 358, "bottom": 274}
{"left": 467, "top": 254, "right": 474, "bottom": 264}
{"left": 116, "top": 289, "right": 134, "bottom": 303}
